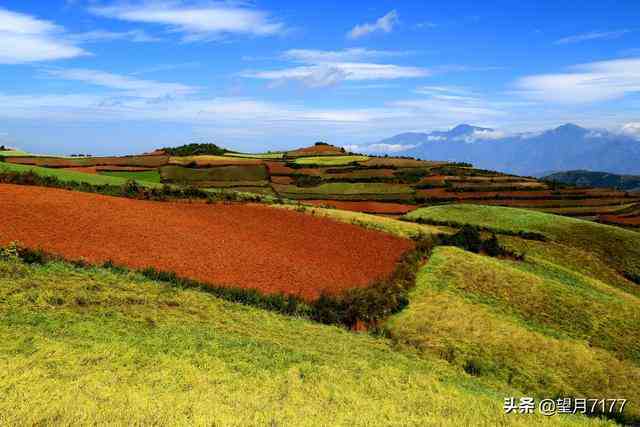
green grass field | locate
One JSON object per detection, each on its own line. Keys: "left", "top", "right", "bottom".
{"left": 404, "top": 204, "right": 640, "bottom": 281}
{"left": 293, "top": 155, "right": 370, "bottom": 166}
{"left": 0, "top": 254, "right": 612, "bottom": 426}
{"left": 386, "top": 247, "right": 639, "bottom": 424}
{"left": 0, "top": 149, "right": 38, "bottom": 157}
{"left": 98, "top": 170, "right": 162, "bottom": 183}
{"left": 0, "top": 162, "right": 162, "bottom": 188}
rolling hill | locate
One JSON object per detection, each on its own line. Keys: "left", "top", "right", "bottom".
{"left": 1, "top": 143, "right": 638, "bottom": 424}
{"left": 544, "top": 170, "right": 640, "bottom": 193}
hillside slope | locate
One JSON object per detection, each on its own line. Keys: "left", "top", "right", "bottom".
{"left": 543, "top": 170, "right": 640, "bottom": 192}
{"left": 0, "top": 254, "right": 608, "bottom": 426}
{"left": 386, "top": 247, "right": 639, "bottom": 424}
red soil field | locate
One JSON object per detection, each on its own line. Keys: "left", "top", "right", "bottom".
{"left": 305, "top": 200, "right": 417, "bottom": 214}
{"left": 286, "top": 145, "right": 345, "bottom": 157}
{"left": 600, "top": 215, "right": 640, "bottom": 226}
{"left": 0, "top": 184, "right": 412, "bottom": 300}
{"left": 271, "top": 175, "right": 294, "bottom": 185}
{"left": 63, "top": 166, "right": 99, "bottom": 174}
{"left": 265, "top": 161, "right": 296, "bottom": 175}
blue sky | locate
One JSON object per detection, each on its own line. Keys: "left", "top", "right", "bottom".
{"left": 0, "top": 0, "right": 639, "bottom": 155}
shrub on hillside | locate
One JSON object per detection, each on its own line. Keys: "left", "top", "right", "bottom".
{"left": 161, "top": 143, "right": 227, "bottom": 156}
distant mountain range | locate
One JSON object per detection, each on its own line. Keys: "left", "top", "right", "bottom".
{"left": 370, "top": 123, "right": 640, "bottom": 177}
{"left": 543, "top": 170, "right": 640, "bottom": 193}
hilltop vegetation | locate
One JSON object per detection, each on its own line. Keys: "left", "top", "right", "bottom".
{"left": 544, "top": 170, "right": 640, "bottom": 192}
{"left": 161, "top": 142, "right": 227, "bottom": 156}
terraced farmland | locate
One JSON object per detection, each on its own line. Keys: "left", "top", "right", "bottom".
{"left": 3, "top": 142, "right": 640, "bottom": 228}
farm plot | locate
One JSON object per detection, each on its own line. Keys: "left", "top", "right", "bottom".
{"left": 305, "top": 200, "right": 418, "bottom": 215}
{"left": 99, "top": 170, "right": 162, "bottom": 183}
{"left": 285, "top": 144, "right": 346, "bottom": 158}
{"left": 168, "top": 155, "right": 263, "bottom": 166}
{"left": 273, "top": 182, "right": 415, "bottom": 201}
{"left": 0, "top": 184, "right": 412, "bottom": 300}
{"left": 293, "top": 155, "right": 370, "bottom": 166}
{"left": 361, "top": 158, "right": 445, "bottom": 168}
{"left": 160, "top": 164, "right": 268, "bottom": 185}
{"left": 7, "top": 155, "right": 169, "bottom": 168}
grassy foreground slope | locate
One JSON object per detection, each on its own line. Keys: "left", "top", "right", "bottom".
{"left": 404, "top": 204, "right": 640, "bottom": 287}
{"left": 386, "top": 247, "right": 640, "bottom": 424}
{"left": 0, "top": 255, "right": 606, "bottom": 426}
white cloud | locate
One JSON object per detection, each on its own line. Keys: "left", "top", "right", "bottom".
{"left": 515, "top": 58, "right": 640, "bottom": 103}
{"left": 90, "top": 2, "right": 285, "bottom": 41}
{"left": 0, "top": 7, "right": 87, "bottom": 64}
{"left": 348, "top": 10, "right": 399, "bottom": 39}
{"left": 467, "top": 129, "right": 507, "bottom": 141}
{"left": 621, "top": 122, "right": 640, "bottom": 139}
{"left": 340, "top": 143, "right": 414, "bottom": 153}
{"left": 45, "top": 68, "right": 198, "bottom": 98}
{"left": 554, "top": 29, "right": 631, "bottom": 45}
{"left": 244, "top": 62, "right": 429, "bottom": 87}
{"left": 283, "top": 48, "right": 409, "bottom": 63}
{"left": 67, "top": 29, "right": 161, "bottom": 43}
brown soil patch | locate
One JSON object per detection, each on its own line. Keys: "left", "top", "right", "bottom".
{"left": 63, "top": 166, "right": 99, "bottom": 174}
{"left": 265, "top": 161, "right": 296, "bottom": 175}
{"left": 305, "top": 200, "right": 417, "bottom": 214}
{"left": 271, "top": 176, "right": 294, "bottom": 185}
{"left": 0, "top": 184, "right": 412, "bottom": 300}
{"left": 286, "top": 144, "right": 345, "bottom": 157}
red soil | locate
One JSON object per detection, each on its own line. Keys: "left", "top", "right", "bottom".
{"left": 265, "top": 161, "right": 296, "bottom": 175}
{"left": 0, "top": 184, "right": 412, "bottom": 300}
{"left": 305, "top": 200, "right": 417, "bottom": 214}
{"left": 286, "top": 145, "right": 344, "bottom": 157}
{"left": 64, "top": 166, "right": 99, "bottom": 174}
{"left": 271, "top": 175, "right": 294, "bottom": 185}
{"left": 600, "top": 215, "right": 640, "bottom": 226}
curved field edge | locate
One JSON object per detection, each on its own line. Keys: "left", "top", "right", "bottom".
{"left": 274, "top": 204, "right": 446, "bottom": 238}
{"left": 403, "top": 204, "right": 640, "bottom": 286}
{"left": 0, "top": 256, "right": 608, "bottom": 426}
{"left": 385, "top": 247, "right": 640, "bottom": 424}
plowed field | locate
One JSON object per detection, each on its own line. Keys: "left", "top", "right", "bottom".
{"left": 0, "top": 184, "right": 412, "bottom": 300}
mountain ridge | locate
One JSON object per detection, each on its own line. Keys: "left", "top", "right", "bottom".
{"left": 370, "top": 123, "right": 640, "bottom": 176}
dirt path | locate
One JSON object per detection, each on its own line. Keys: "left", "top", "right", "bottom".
{"left": 0, "top": 184, "right": 412, "bottom": 300}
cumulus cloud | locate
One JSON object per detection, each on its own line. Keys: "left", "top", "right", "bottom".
{"left": 347, "top": 10, "right": 398, "bottom": 39}
{"left": 515, "top": 58, "right": 640, "bottom": 103}
{"left": 554, "top": 30, "right": 632, "bottom": 45}
{"left": 90, "top": 1, "right": 285, "bottom": 41}
{"left": 45, "top": 68, "right": 198, "bottom": 99}
{"left": 0, "top": 7, "right": 87, "bottom": 64}
{"left": 620, "top": 122, "right": 640, "bottom": 138}
{"left": 247, "top": 48, "right": 426, "bottom": 87}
